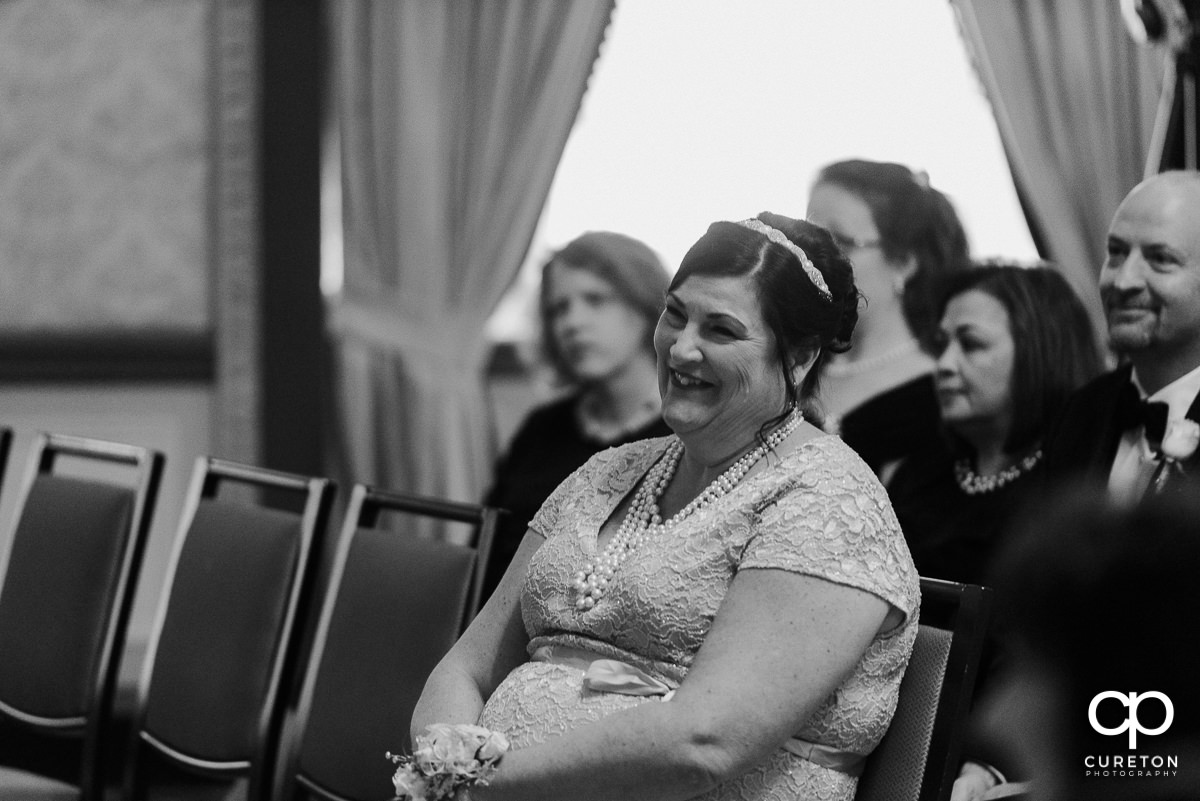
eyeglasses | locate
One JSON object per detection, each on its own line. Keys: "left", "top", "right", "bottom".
{"left": 830, "top": 231, "right": 883, "bottom": 252}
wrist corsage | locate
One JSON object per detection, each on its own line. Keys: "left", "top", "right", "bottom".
{"left": 388, "top": 724, "right": 510, "bottom": 801}
{"left": 1155, "top": 418, "right": 1200, "bottom": 493}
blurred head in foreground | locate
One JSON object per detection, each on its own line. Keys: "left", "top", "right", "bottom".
{"left": 985, "top": 488, "right": 1200, "bottom": 801}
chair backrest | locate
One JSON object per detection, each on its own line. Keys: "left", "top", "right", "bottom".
{"left": 0, "top": 432, "right": 163, "bottom": 800}
{"left": 0, "top": 426, "right": 11, "bottom": 490}
{"left": 855, "top": 577, "right": 993, "bottom": 801}
{"left": 279, "top": 484, "right": 500, "bottom": 801}
{"left": 117, "top": 457, "right": 334, "bottom": 801}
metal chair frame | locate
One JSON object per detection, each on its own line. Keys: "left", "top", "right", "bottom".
{"left": 0, "top": 432, "right": 163, "bottom": 801}
{"left": 113, "top": 457, "right": 334, "bottom": 801}
{"left": 279, "top": 484, "right": 499, "bottom": 801}
{"left": 856, "top": 577, "right": 994, "bottom": 801}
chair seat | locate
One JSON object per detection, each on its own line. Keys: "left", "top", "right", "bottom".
{"left": 0, "top": 765, "right": 80, "bottom": 800}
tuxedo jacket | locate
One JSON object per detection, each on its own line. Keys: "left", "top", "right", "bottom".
{"left": 1043, "top": 363, "right": 1200, "bottom": 498}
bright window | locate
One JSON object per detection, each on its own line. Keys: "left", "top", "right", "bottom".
{"left": 488, "top": 0, "right": 1038, "bottom": 341}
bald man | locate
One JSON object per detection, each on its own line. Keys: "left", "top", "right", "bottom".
{"left": 1044, "top": 170, "right": 1200, "bottom": 502}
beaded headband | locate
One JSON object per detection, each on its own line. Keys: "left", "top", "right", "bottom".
{"left": 733, "top": 218, "right": 832, "bottom": 302}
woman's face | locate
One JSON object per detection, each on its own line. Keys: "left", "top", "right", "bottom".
{"left": 545, "top": 262, "right": 651, "bottom": 384}
{"left": 653, "top": 272, "right": 790, "bottom": 456}
{"left": 806, "top": 182, "right": 898, "bottom": 315}
{"left": 933, "top": 289, "right": 1016, "bottom": 441}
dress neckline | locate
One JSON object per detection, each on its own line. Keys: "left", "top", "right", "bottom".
{"left": 589, "top": 433, "right": 838, "bottom": 553}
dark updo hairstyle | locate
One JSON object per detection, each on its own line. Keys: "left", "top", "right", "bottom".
{"left": 932, "top": 262, "right": 1102, "bottom": 454}
{"left": 539, "top": 231, "right": 670, "bottom": 385}
{"left": 815, "top": 159, "right": 970, "bottom": 350}
{"left": 669, "top": 212, "right": 859, "bottom": 428}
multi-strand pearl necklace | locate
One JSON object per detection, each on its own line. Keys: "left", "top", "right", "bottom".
{"left": 953, "top": 448, "right": 1043, "bottom": 495}
{"left": 572, "top": 410, "right": 803, "bottom": 611}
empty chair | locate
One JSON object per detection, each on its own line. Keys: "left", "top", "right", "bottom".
{"left": 278, "top": 484, "right": 499, "bottom": 801}
{"left": 113, "top": 458, "right": 334, "bottom": 801}
{"left": 0, "top": 433, "right": 164, "bottom": 801}
{"left": 855, "top": 577, "right": 993, "bottom": 801}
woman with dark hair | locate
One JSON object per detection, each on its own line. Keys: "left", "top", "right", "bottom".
{"left": 889, "top": 263, "right": 1102, "bottom": 585}
{"left": 807, "top": 159, "right": 971, "bottom": 477}
{"left": 410, "top": 213, "right": 917, "bottom": 801}
{"left": 482, "top": 232, "right": 672, "bottom": 599}
{"left": 885, "top": 263, "right": 1102, "bottom": 800}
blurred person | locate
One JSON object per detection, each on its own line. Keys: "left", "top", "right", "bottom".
{"left": 807, "top": 159, "right": 971, "bottom": 478}
{"left": 884, "top": 263, "right": 1102, "bottom": 800}
{"left": 482, "top": 232, "right": 672, "bottom": 600}
{"left": 411, "top": 213, "right": 918, "bottom": 801}
{"left": 1044, "top": 170, "right": 1200, "bottom": 504}
{"left": 981, "top": 488, "right": 1200, "bottom": 801}
{"left": 889, "top": 263, "right": 1102, "bottom": 586}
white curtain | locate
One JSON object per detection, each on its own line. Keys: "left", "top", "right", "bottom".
{"left": 327, "top": 1, "right": 615, "bottom": 509}
{"left": 951, "top": 0, "right": 1164, "bottom": 344}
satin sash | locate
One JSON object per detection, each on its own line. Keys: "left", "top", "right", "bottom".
{"left": 531, "top": 645, "right": 867, "bottom": 776}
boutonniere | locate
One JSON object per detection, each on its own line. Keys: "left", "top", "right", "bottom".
{"left": 1154, "top": 418, "right": 1200, "bottom": 493}
{"left": 1161, "top": 418, "right": 1200, "bottom": 461}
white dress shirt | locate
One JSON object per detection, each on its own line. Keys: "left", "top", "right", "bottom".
{"left": 1107, "top": 362, "right": 1200, "bottom": 505}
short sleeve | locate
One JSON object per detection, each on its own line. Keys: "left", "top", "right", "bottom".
{"left": 526, "top": 458, "right": 589, "bottom": 541}
{"left": 527, "top": 438, "right": 670, "bottom": 544}
{"left": 740, "top": 442, "right": 918, "bottom": 621}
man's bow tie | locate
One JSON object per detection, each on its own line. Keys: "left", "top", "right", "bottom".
{"left": 1118, "top": 382, "right": 1169, "bottom": 449}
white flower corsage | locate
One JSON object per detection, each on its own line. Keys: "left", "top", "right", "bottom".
{"left": 388, "top": 724, "right": 509, "bottom": 801}
{"left": 1154, "top": 418, "right": 1200, "bottom": 493}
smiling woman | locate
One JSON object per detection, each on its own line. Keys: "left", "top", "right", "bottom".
{"left": 655, "top": 215, "right": 856, "bottom": 451}
{"left": 411, "top": 212, "right": 918, "bottom": 801}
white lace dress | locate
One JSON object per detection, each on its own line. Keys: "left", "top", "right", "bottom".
{"left": 477, "top": 434, "right": 919, "bottom": 801}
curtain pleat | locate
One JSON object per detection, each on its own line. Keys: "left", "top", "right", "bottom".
{"left": 950, "top": 0, "right": 1164, "bottom": 347}
{"left": 328, "top": 0, "right": 616, "bottom": 512}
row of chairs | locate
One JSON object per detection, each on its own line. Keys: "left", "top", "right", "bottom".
{"left": 0, "top": 428, "right": 500, "bottom": 801}
{"left": 0, "top": 427, "right": 995, "bottom": 801}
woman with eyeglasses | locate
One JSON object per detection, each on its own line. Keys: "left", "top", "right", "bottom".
{"left": 806, "top": 159, "right": 971, "bottom": 481}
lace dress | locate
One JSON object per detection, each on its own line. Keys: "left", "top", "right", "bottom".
{"left": 477, "top": 434, "right": 919, "bottom": 801}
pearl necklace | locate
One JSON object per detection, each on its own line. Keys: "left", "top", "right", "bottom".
{"left": 572, "top": 410, "right": 803, "bottom": 611}
{"left": 954, "top": 449, "right": 1043, "bottom": 495}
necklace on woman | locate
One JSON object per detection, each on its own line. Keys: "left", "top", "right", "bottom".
{"left": 823, "top": 338, "right": 920, "bottom": 379}
{"left": 954, "top": 448, "right": 1043, "bottom": 495}
{"left": 572, "top": 409, "right": 804, "bottom": 611}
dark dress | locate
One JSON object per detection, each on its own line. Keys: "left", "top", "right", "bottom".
{"left": 838, "top": 375, "right": 941, "bottom": 475}
{"left": 481, "top": 395, "right": 671, "bottom": 601}
{"left": 887, "top": 441, "right": 1045, "bottom": 587}
{"left": 887, "top": 440, "right": 1046, "bottom": 782}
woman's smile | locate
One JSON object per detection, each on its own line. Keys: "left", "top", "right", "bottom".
{"left": 653, "top": 273, "right": 790, "bottom": 458}
{"left": 668, "top": 368, "right": 711, "bottom": 389}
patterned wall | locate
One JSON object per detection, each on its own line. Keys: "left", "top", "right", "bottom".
{"left": 0, "top": 0, "right": 209, "bottom": 332}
